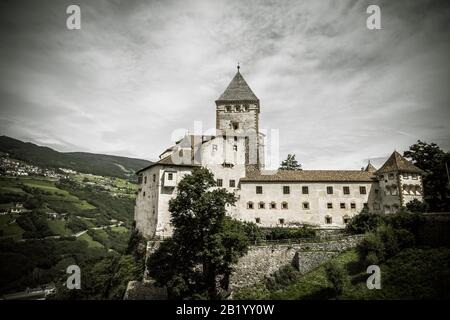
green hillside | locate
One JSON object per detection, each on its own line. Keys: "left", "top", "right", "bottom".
{"left": 0, "top": 136, "right": 152, "bottom": 180}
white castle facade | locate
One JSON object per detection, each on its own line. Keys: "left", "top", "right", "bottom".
{"left": 134, "top": 68, "right": 424, "bottom": 238}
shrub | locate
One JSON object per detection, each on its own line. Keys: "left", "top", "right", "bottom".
{"left": 325, "top": 262, "right": 347, "bottom": 297}
{"left": 265, "top": 265, "right": 300, "bottom": 291}
{"left": 357, "top": 232, "right": 385, "bottom": 265}
{"left": 242, "top": 221, "right": 263, "bottom": 243}
{"left": 345, "top": 212, "right": 382, "bottom": 234}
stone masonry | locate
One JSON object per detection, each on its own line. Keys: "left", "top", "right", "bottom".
{"left": 229, "top": 235, "right": 364, "bottom": 290}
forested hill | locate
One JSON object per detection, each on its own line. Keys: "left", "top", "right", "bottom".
{"left": 0, "top": 136, "right": 152, "bottom": 180}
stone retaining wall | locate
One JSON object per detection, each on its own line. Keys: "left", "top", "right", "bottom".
{"left": 230, "top": 235, "right": 363, "bottom": 290}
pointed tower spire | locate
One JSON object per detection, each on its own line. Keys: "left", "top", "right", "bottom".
{"left": 215, "top": 66, "right": 259, "bottom": 105}
{"left": 364, "top": 160, "right": 377, "bottom": 173}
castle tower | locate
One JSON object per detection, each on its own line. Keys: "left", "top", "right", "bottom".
{"left": 376, "top": 151, "right": 424, "bottom": 212}
{"left": 215, "top": 66, "right": 263, "bottom": 167}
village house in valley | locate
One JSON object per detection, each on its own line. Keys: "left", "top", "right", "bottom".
{"left": 134, "top": 68, "right": 425, "bottom": 238}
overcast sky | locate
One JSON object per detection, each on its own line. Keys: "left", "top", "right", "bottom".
{"left": 0, "top": 0, "right": 449, "bottom": 170}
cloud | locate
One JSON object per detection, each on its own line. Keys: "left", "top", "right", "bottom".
{"left": 0, "top": 0, "right": 449, "bottom": 168}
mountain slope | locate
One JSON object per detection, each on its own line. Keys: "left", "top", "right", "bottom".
{"left": 0, "top": 136, "right": 152, "bottom": 180}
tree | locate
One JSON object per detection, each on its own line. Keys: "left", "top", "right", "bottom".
{"left": 279, "top": 154, "right": 302, "bottom": 170}
{"left": 146, "top": 167, "right": 250, "bottom": 299}
{"left": 404, "top": 140, "right": 450, "bottom": 211}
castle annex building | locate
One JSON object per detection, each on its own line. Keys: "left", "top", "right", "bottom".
{"left": 134, "top": 68, "right": 424, "bottom": 238}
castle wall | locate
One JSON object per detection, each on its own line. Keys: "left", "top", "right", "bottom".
{"left": 235, "top": 181, "right": 376, "bottom": 228}
{"left": 134, "top": 166, "right": 160, "bottom": 238}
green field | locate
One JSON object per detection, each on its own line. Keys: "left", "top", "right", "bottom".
{"left": 78, "top": 232, "right": 104, "bottom": 249}
{"left": 47, "top": 220, "right": 72, "bottom": 236}
{"left": 0, "top": 215, "right": 24, "bottom": 241}
{"left": 110, "top": 226, "right": 128, "bottom": 233}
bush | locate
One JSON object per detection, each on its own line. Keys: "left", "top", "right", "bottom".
{"left": 242, "top": 221, "right": 263, "bottom": 243}
{"left": 266, "top": 265, "right": 300, "bottom": 291}
{"left": 345, "top": 212, "right": 382, "bottom": 234}
{"left": 325, "top": 262, "right": 347, "bottom": 297}
{"left": 357, "top": 232, "right": 385, "bottom": 265}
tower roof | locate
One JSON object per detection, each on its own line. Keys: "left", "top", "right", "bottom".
{"left": 376, "top": 151, "right": 424, "bottom": 174}
{"left": 216, "top": 69, "right": 259, "bottom": 105}
{"left": 364, "top": 161, "right": 377, "bottom": 173}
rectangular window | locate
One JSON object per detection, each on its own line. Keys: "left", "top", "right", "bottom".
{"left": 255, "top": 218, "right": 261, "bottom": 224}
{"left": 327, "top": 203, "right": 333, "bottom": 209}
{"left": 256, "top": 186, "right": 263, "bottom": 194}
{"left": 258, "top": 202, "right": 265, "bottom": 209}
{"left": 351, "top": 203, "right": 356, "bottom": 209}
{"left": 229, "top": 179, "right": 236, "bottom": 188}
{"left": 144, "top": 176, "right": 147, "bottom": 184}
{"left": 343, "top": 186, "right": 350, "bottom": 195}
{"left": 217, "top": 179, "right": 223, "bottom": 187}
{"left": 279, "top": 218, "right": 285, "bottom": 225}
{"left": 234, "top": 136, "right": 238, "bottom": 142}
{"left": 138, "top": 174, "right": 143, "bottom": 184}
{"left": 270, "top": 202, "right": 276, "bottom": 209}
{"left": 327, "top": 186, "right": 333, "bottom": 194}
{"left": 360, "top": 186, "right": 366, "bottom": 194}
{"left": 302, "top": 186, "right": 309, "bottom": 194}
{"left": 325, "top": 216, "right": 332, "bottom": 224}
{"left": 283, "top": 186, "right": 290, "bottom": 194}
{"left": 302, "top": 202, "right": 310, "bottom": 210}
{"left": 168, "top": 173, "right": 173, "bottom": 180}
{"left": 247, "top": 202, "right": 254, "bottom": 209}
{"left": 282, "top": 202, "right": 288, "bottom": 209}
{"left": 153, "top": 174, "right": 156, "bottom": 182}
{"left": 340, "top": 203, "right": 346, "bottom": 209}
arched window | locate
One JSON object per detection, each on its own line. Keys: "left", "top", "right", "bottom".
{"left": 258, "top": 202, "right": 265, "bottom": 209}
{"left": 247, "top": 201, "right": 254, "bottom": 209}
{"left": 343, "top": 215, "right": 350, "bottom": 224}
{"left": 325, "top": 216, "right": 332, "bottom": 224}
{"left": 270, "top": 202, "right": 276, "bottom": 209}
{"left": 281, "top": 202, "right": 288, "bottom": 209}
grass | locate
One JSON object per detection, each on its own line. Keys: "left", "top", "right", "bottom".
{"left": 47, "top": 220, "right": 72, "bottom": 236}
{"left": 78, "top": 232, "right": 104, "bottom": 249}
{"left": 0, "top": 215, "right": 24, "bottom": 241}
{"left": 110, "top": 226, "right": 128, "bottom": 233}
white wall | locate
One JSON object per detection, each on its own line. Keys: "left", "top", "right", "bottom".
{"left": 236, "top": 181, "right": 376, "bottom": 228}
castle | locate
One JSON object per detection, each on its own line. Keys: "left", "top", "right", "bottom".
{"left": 134, "top": 68, "right": 424, "bottom": 238}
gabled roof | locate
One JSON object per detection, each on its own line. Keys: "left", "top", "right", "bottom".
{"left": 376, "top": 151, "right": 424, "bottom": 174}
{"left": 240, "top": 169, "right": 376, "bottom": 183}
{"left": 135, "top": 155, "right": 200, "bottom": 174}
{"left": 216, "top": 70, "right": 259, "bottom": 104}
